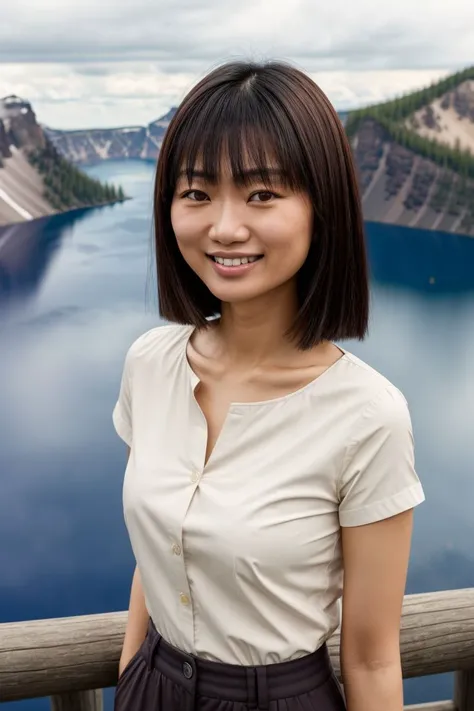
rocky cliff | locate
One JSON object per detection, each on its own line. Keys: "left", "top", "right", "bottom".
{"left": 347, "top": 68, "right": 474, "bottom": 236}
{"left": 0, "top": 95, "right": 125, "bottom": 226}
{"left": 351, "top": 118, "right": 474, "bottom": 235}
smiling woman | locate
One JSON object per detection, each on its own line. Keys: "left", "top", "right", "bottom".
{"left": 112, "top": 58, "right": 425, "bottom": 711}
{"left": 170, "top": 158, "right": 314, "bottom": 305}
{"left": 154, "top": 60, "right": 368, "bottom": 349}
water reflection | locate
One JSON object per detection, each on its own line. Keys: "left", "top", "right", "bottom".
{"left": 0, "top": 209, "right": 99, "bottom": 307}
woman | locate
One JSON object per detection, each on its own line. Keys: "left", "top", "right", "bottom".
{"left": 112, "top": 59, "right": 425, "bottom": 711}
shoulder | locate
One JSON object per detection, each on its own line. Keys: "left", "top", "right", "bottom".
{"left": 336, "top": 353, "right": 424, "bottom": 524}
{"left": 338, "top": 349, "right": 412, "bottom": 435}
{"left": 125, "top": 323, "right": 193, "bottom": 372}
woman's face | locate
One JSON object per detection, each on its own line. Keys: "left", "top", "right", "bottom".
{"left": 170, "top": 155, "right": 313, "bottom": 306}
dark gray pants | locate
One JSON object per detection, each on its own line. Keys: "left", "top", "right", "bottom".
{"left": 114, "top": 618, "right": 347, "bottom": 710}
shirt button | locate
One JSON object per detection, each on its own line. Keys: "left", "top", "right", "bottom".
{"left": 180, "top": 593, "right": 190, "bottom": 606}
{"left": 172, "top": 543, "right": 182, "bottom": 556}
{"left": 182, "top": 661, "right": 193, "bottom": 679}
{"left": 190, "top": 472, "right": 200, "bottom": 484}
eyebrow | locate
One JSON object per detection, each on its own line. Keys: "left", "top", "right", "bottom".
{"left": 176, "top": 167, "right": 286, "bottom": 184}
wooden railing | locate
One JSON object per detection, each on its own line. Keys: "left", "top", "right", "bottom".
{"left": 1, "top": 588, "right": 474, "bottom": 710}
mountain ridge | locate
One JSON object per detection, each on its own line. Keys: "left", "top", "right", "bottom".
{"left": 0, "top": 95, "right": 126, "bottom": 226}
{"left": 3, "top": 66, "right": 474, "bottom": 235}
{"left": 43, "top": 66, "right": 474, "bottom": 237}
{"left": 346, "top": 66, "right": 474, "bottom": 236}
{"left": 43, "top": 108, "right": 178, "bottom": 164}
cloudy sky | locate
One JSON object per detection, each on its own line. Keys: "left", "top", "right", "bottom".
{"left": 0, "top": 0, "right": 473, "bottom": 130}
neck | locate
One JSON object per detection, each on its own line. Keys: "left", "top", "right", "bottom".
{"left": 215, "top": 283, "right": 300, "bottom": 366}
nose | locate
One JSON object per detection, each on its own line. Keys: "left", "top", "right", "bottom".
{"left": 208, "top": 203, "right": 250, "bottom": 244}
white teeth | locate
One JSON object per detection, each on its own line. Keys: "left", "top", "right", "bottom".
{"left": 213, "top": 256, "right": 260, "bottom": 266}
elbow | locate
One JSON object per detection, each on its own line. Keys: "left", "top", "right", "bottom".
{"left": 340, "top": 631, "right": 401, "bottom": 673}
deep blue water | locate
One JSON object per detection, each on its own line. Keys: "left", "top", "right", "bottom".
{"left": 1, "top": 160, "right": 474, "bottom": 709}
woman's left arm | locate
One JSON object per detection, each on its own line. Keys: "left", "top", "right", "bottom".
{"left": 340, "top": 508, "right": 414, "bottom": 711}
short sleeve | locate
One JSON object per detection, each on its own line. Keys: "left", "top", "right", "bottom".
{"left": 338, "top": 385, "right": 425, "bottom": 527}
{"left": 112, "top": 344, "right": 134, "bottom": 447}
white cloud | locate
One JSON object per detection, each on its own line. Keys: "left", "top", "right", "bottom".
{"left": 0, "top": 63, "right": 452, "bottom": 130}
{"left": 0, "top": 0, "right": 472, "bottom": 128}
{"left": 0, "top": 62, "right": 195, "bottom": 128}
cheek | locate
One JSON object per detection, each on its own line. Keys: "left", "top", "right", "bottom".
{"left": 293, "top": 209, "right": 313, "bottom": 262}
{"left": 170, "top": 207, "right": 199, "bottom": 250}
{"left": 270, "top": 213, "right": 312, "bottom": 264}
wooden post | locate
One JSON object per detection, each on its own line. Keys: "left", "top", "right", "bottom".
{"left": 454, "top": 669, "right": 474, "bottom": 711}
{"left": 50, "top": 689, "right": 103, "bottom": 711}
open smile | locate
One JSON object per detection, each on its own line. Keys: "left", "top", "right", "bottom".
{"left": 208, "top": 254, "right": 263, "bottom": 266}
{"left": 206, "top": 254, "right": 263, "bottom": 276}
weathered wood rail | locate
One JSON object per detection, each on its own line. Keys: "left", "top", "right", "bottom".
{"left": 1, "top": 588, "right": 474, "bottom": 710}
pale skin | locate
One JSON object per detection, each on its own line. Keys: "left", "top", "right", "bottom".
{"left": 118, "top": 154, "right": 414, "bottom": 710}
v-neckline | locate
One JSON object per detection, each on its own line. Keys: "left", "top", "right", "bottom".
{"left": 183, "top": 326, "right": 230, "bottom": 469}
{"left": 182, "top": 324, "right": 348, "bottom": 410}
{"left": 182, "top": 324, "right": 348, "bottom": 472}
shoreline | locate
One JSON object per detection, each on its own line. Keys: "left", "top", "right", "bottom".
{"left": 0, "top": 195, "right": 131, "bottom": 233}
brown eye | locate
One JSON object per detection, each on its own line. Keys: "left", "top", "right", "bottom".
{"left": 183, "top": 190, "right": 209, "bottom": 202}
{"left": 249, "top": 191, "right": 277, "bottom": 203}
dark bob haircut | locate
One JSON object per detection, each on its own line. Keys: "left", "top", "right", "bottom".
{"left": 153, "top": 59, "right": 369, "bottom": 349}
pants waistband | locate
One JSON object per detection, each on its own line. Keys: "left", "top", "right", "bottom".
{"left": 142, "top": 618, "right": 333, "bottom": 708}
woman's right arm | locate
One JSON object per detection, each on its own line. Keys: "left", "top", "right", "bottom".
{"left": 118, "top": 447, "right": 150, "bottom": 677}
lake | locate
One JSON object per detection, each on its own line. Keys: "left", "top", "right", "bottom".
{"left": 1, "top": 159, "right": 473, "bottom": 709}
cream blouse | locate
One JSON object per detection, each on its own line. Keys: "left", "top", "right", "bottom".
{"left": 112, "top": 323, "right": 425, "bottom": 665}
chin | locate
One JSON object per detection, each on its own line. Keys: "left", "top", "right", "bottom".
{"left": 205, "top": 282, "right": 266, "bottom": 305}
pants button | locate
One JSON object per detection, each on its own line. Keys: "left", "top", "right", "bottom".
{"left": 182, "top": 661, "right": 193, "bottom": 679}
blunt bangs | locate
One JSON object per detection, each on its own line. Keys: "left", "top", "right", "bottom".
{"left": 154, "top": 59, "right": 369, "bottom": 349}
{"left": 166, "top": 87, "right": 310, "bottom": 197}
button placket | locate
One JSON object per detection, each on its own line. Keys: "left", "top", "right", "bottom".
{"left": 177, "top": 467, "right": 197, "bottom": 633}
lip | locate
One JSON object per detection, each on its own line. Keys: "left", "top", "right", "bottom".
{"left": 207, "top": 253, "right": 262, "bottom": 259}
{"left": 207, "top": 254, "right": 263, "bottom": 278}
